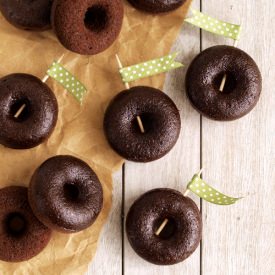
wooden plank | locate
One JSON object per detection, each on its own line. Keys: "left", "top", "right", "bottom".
{"left": 201, "top": 0, "right": 275, "bottom": 274}
{"left": 124, "top": 1, "right": 202, "bottom": 273}
{"left": 88, "top": 170, "right": 123, "bottom": 275}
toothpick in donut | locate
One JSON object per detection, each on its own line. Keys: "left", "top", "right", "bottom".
{"left": 185, "top": 9, "right": 242, "bottom": 92}
{"left": 155, "top": 168, "right": 242, "bottom": 236}
{"left": 115, "top": 54, "right": 145, "bottom": 134}
{"left": 14, "top": 54, "right": 65, "bottom": 119}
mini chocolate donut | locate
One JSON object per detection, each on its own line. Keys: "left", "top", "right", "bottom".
{"left": 0, "top": 73, "right": 58, "bottom": 149}
{"left": 0, "top": 0, "right": 53, "bottom": 31}
{"left": 126, "top": 188, "right": 202, "bottom": 265}
{"left": 127, "top": 0, "right": 186, "bottom": 13}
{"left": 186, "top": 45, "right": 262, "bottom": 121}
{"left": 29, "top": 155, "right": 103, "bottom": 233}
{"left": 104, "top": 86, "right": 181, "bottom": 162}
{"left": 51, "top": 0, "right": 124, "bottom": 55}
{"left": 0, "top": 186, "right": 52, "bottom": 262}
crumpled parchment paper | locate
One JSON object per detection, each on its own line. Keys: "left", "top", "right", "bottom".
{"left": 0, "top": 0, "right": 191, "bottom": 274}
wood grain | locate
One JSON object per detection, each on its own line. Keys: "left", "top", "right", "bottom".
{"left": 88, "top": 171, "right": 123, "bottom": 275}
{"left": 88, "top": 0, "right": 275, "bottom": 274}
{"left": 123, "top": 1, "right": 202, "bottom": 274}
{"left": 201, "top": 0, "right": 275, "bottom": 274}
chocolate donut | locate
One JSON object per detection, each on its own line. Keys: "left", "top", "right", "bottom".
{"left": 0, "top": 74, "right": 58, "bottom": 149}
{"left": 126, "top": 188, "right": 202, "bottom": 265}
{"left": 127, "top": 0, "right": 186, "bottom": 13}
{"left": 0, "top": 186, "right": 52, "bottom": 262}
{"left": 104, "top": 86, "right": 181, "bottom": 162}
{"left": 29, "top": 155, "right": 103, "bottom": 233}
{"left": 186, "top": 45, "right": 262, "bottom": 121}
{"left": 51, "top": 0, "right": 124, "bottom": 55}
{"left": 0, "top": 0, "right": 53, "bottom": 31}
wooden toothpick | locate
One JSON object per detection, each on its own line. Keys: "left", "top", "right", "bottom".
{"left": 14, "top": 104, "right": 26, "bottom": 119}
{"left": 183, "top": 189, "right": 190, "bottom": 197}
{"left": 14, "top": 54, "right": 65, "bottom": 119}
{"left": 155, "top": 219, "right": 169, "bottom": 236}
{"left": 155, "top": 168, "right": 204, "bottom": 236}
{"left": 219, "top": 74, "right": 227, "bottom": 92}
{"left": 219, "top": 40, "right": 239, "bottom": 92}
{"left": 42, "top": 54, "right": 65, "bottom": 83}
{"left": 136, "top": 116, "right": 145, "bottom": 133}
{"left": 198, "top": 168, "right": 204, "bottom": 177}
{"left": 233, "top": 40, "right": 239, "bottom": 48}
{"left": 115, "top": 54, "right": 145, "bottom": 134}
{"left": 115, "top": 55, "right": 130, "bottom": 90}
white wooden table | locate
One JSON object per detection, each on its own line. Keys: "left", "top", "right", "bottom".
{"left": 89, "top": 0, "right": 274, "bottom": 274}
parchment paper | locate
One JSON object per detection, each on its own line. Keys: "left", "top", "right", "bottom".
{"left": 0, "top": 1, "right": 191, "bottom": 274}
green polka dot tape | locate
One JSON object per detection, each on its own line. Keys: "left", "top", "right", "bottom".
{"left": 185, "top": 9, "right": 241, "bottom": 41}
{"left": 119, "top": 53, "right": 184, "bottom": 83}
{"left": 47, "top": 61, "right": 87, "bottom": 103}
{"left": 187, "top": 174, "right": 242, "bottom": 205}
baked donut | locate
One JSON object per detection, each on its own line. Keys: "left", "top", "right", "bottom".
{"left": 0, "top": 0, "right": 53, "bottom": 31}
{"left": 29, "top": 155, "right": 103, "bottom": 233}
{"left": 51, "top": 0, "right": 124, "bottom": 55}
{"left": 186, "top": 45, "right": 262, "bottom": 121}
{"left": 104, "top": 86, "right": 181, "bottom": 162}
{"left": 0, "top": 74, "right": 58, "bottom": 149}
{"left": 126, "top": 188, "right": 202, "bottom": 265}
{"left": 127, "top": 0, "right": 186, "bottom": 13}
{"left": 0, "top": 186, "right": 52, "bottom": 262}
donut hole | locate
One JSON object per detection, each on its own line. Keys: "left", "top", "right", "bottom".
{"left": 133, "top": 113, "right": 156, "bottom": 134}
{"left": 63, "top": 183, "right": 80, "bottom": 202}
{"left": 10, "top": 98, "right": 31, "bottom": 122}
{"left": 154, "top": 217, "right": 177, "bottom": 239}
{"left": 213, "top": 72, "right": 237, "bottom": 94}
{"left": 5, "top": 212, "right": 27, "bottom": 237}
{"left": 84, "top": 5, "right": 108, "bottom": 33}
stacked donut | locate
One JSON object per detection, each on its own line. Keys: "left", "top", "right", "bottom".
{"left": 0, "top": 155, "right": 103, "bottom": 262}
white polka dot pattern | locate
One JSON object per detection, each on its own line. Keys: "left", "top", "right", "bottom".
{"left": 185, "top": 9, "right": 241, "bottom": 41}
{"left": 187, "top": 174, "right": 241, "bottom": 205}
{"left": 119, "top": 53, "right": 184, "bottom": 83}
{"left": 47, "top": 62, "right": 86, "bottom": 103}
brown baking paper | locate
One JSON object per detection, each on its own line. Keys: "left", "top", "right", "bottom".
{"left": 0, "top": 1, "right": 191, "bottom": 274}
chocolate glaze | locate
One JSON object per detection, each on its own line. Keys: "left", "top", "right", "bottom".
{"left": 186, "top": 45, "right": 262, "bottom": 121}
{"left": 126, "top": 188, "right": 202, "bottom": 265}
{"left": 104, "top": 86, "right": 181, "bottom": 162}
{"left": 127, "top": 0, "right": 186, "bottom": 13}
{"left": 0, "top": 74, "right": 58, "bottom": 149}
{"left": 29, "top": 155, "right": 103, "bottom": 233}
{"left": 0, "top": 0, "right": 53, "bottom": 31}
{"left": 51, "top": 0, "right": 124, "bottom": 55}
{"left": 0, "top": 186, "right": 52, "bottom": 262}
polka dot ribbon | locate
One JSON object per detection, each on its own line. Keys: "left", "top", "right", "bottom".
{"left": 119, "top": 53, "right": 184, "bottom": 83}
{"left": 47, "top": 61, "right": 87, "bottom": 103}
{"left": 185, "top": 9, "right": 241, "bottom": 41}
{"left": 187, "top": 174, "right": 242, "bottom": 205}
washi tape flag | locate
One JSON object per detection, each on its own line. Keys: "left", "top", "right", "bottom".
{"left": 187, "top": 174, "right": 242, "bottom": 205}
{"left": 185, "top": 9, "right": 241, "bottom": 40}
{"left": 119, "top": 53, "right": 184, "bottom": 83}
{"left": 47, "top": 61, "right": 87, "bottom": 103}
